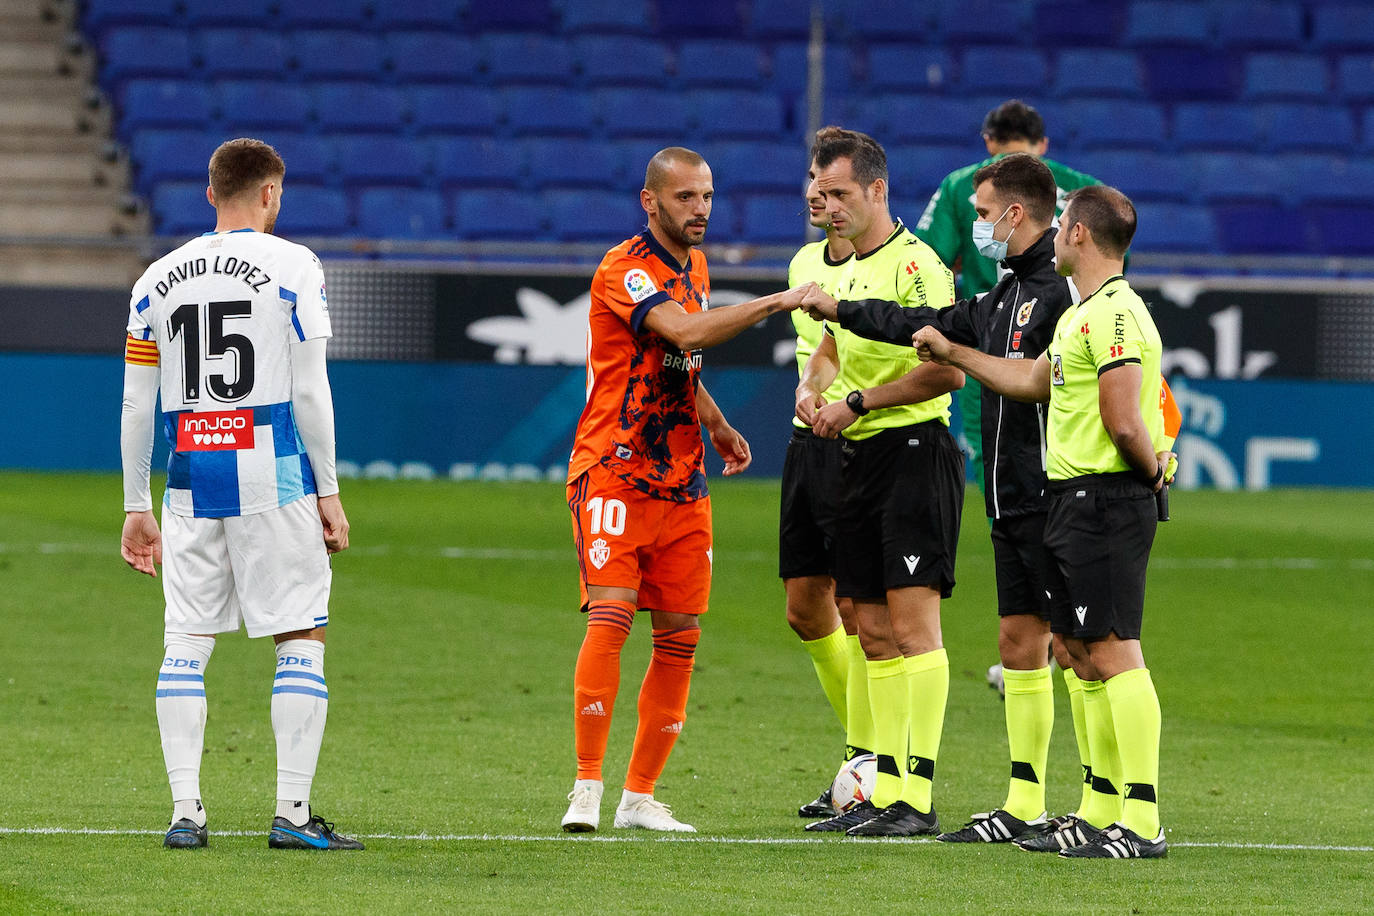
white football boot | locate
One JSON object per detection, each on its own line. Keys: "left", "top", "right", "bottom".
{"left": 561, "top": 780, "right": 603, "bottom": 833}
{"left": 613, "top": 791, "right": 696, "bottom": 832}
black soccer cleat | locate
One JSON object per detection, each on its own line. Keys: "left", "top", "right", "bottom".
{"left": 1059, "top": 823, "right": 1167, "bottom": 859}
{"left": 1015, "top": 814, "right": 1103, "bottom": 852}
{"left": 845, "top": 800, "right": 939, "bottom": 837}
{"left": 804, "top": 800, "right": 877, "bottom": 833}
{"left": 937, "top": 808, "right": 1046, "bottom": 843}
{"left": 268, "top": 813, "right": 365, "bottom": 850}
{"left": 798, "top": 785, "right": 835, "bottom": 818}
{"left": 163, "top": 818, "right": 207, "bottom": 849}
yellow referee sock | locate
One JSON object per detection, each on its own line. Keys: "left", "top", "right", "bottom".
{"left": 844, "top": 635, "right": 875, "bottom": 757}
{"left": 1079, "top": 678, "right": 1122, "bottom": 830}
{"left": 1106, "top": 667, "right": 1162, "bottom": 839}
{"left": 1001, "top": 666, "right": 1053, "bottom": 821}
{"left": 802, "top": 626, "right": 849, "bottom": 729}
{"left": 899, "top": 648, "right": 948, "bottom": 816}
{"left": 1063, "top": 667, "right": 1094, "bottom": 817}
{"left": 865, "top": 655, "right": 909, "bottom": 808}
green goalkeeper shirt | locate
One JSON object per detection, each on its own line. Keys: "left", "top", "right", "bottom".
{"left": 915, "top": 154, "right": 1101, "bottom": 297}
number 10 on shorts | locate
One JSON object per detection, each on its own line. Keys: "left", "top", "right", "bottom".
{"left": 585, "top": 496, "right": 627, "bottom": 536}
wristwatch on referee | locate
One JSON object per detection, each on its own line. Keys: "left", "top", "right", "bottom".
{"left": 845, "top": 389, "right": 870, "bottom": 416}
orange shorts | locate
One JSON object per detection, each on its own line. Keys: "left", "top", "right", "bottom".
{"left": 567, "top": 464, "right": 712, "bottom": 614}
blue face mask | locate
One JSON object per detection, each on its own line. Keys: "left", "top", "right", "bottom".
{"left": 971, "top": 205, "right": 1013, "bottom": 261}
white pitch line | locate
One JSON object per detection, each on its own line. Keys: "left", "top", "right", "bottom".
{"left": 0, "top": 827, "right": 1367, "bottom": 852}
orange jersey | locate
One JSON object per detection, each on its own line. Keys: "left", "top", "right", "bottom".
{"left": 569, "top": 230, "right": 710, "bottom": 503}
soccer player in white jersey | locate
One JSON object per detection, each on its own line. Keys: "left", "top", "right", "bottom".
{"left": 120, "top": 138, "right": 362, "bottom": 850}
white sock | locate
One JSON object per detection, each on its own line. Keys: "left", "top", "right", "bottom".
{"left": 619, "top": 789, "right": 651, "bottom": 808}
{"left": 272, "top": 638, "right": 328, "bottom": 816}
{"left": 173, "top": 799, "right": 205, "bottom": 828}
{"left": 276, "top": 799, "right": 310, "bottom": 826}
{"left": 157, "top": 633, "right": 215, "bottom": 822}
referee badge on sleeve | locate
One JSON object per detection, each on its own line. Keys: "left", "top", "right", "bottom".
{"left": 1051, "top": 354, "right": 1065, "bottom": 386}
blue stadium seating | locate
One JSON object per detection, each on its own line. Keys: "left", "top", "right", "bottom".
{"left": 373, "top": 0, "right": 465, "bottom": 28}
{"left": 273, "top": 186, "right": 352, "bottom": 235}
{"left": 1213, "top": 203, "right": 1299, "bottom": 254}
{"left": 410, "top": 86, "right": 501, "bottom": 135}
{"left": 482, "top": 33, "right": 575, "bottom": 86}
{"left": 131, "top": 130, "right": 216, "bottom": 191}
{"left": 452, "top": 188, "right": 547, "bottom": 240}
{"left": 702, "top": 140, "right": 805, "bottom": 195}
{"left": 959, "top": 48, "right": 1049, "bottom": 95}
{"left": 746, "top": 0, "right": 817, "bottom": 41}
{"left": 1277, "top": 153, "right": 1374, "bottom": 206}
{"left": 1214, "top": 1, "right": 1302, "bottom": 49}
{"left": 935, "top": 0, "right": 1033, "bottom": 44}
{"left": 196, "top": 29, "right": 291, "bottom": 79}
{"left": 1062, "top": 100, "right": 1166, "bottom": 151}
{"left": 1130, "top": 203, "right": 1217, "bottom": 252}
{"left": 1053, "top": 49, "right": 1145, "bottom": 98}
{"left": 336, "top": 136, "right": 430, "bottom": 187}
{"left": 525, "top": 138, "right": 622, "bottom": 189}
{"left": 1172, "top": 102, "right": 1262, "bottom": 151}
{"left": 559, "top": 0, "right": 652, "bottom": 35}
{"left": 1364, "top": 109, "right": 1374, "bottom": 151}
{"left": 595, "top": 88, "right": 692, "bottom": 138}
{"left": 1304, "top": 205, "right": 1374, "bottom": 254}
{"left": 573, "top": 35, "right": 671, "bottom": 86}
{"left": 544, "top": 188, "right": 643, "bottom": 240}
{"left": 655, "top": 0, "right": 742, "bottom": 37}
{"left": 99, "top": 27, "right": 194, "bottom": 83}
{"left": 466, "top": 0, "right": 555, "bottom": 31}
{"left": 277, "top": 0, "right": 371, "bottom": 28}
{"left": 432, "top": 136, "right": 523, "bottom": 188}
{"left": 1123, "top": 1, "right": 1212, "bottom": 46}
{"left": 864, "top": 46, "right": 953, "bottom": 93}
{"left": 84, "top": 0, "right": 178, "bottom": 33}
{"left": 1143, "top": 48, "right": 1236, "bottom": 100}
{"left": 387, "top": 33, "right": 481, "bottom": 84}
{"left": 270, "top": 134, "right": 337, "bottom": 185}
{"left": 356, "top": 188, "right": 448, "bottom": 239}
{"left": 1337, "top": 55, "right": 1374, "bottom": 102}
{"left": 1032, "top": 1, "right": 1125, "bottom": 46}
{"left": 502, "top": 86, "right": 596, "bottom": 136}
{"left": 1074, "top": 150, "right": 1195, "bottom": 202}
{"left": 215, "top": 81, "right": 314, "bottom": 132}
{"left": 694, "top": 90, "right": 785, "bottom": 141}
{"left": 842, "top": 0, "right": 934, "bottom": 43}
{"left": 774, "top": 43, "right": 855, "bottom": 93}
{"left": 152, "top": 182, "right": 216, "bottom": 235}
{"left": 182, "top": 0, "right": 275, "bottom": 26}
{"left": 886, "top": 144, "right": 973, "bottom": 200}
{"left": 862, "top": 95, "right": 981, "bottom": 145}
{"left": 1190, "top": 153, "right": 1285, "bottom": 203}
{"left": 290, "top": 31, "right": 385, "bottom": 79}
{"left": 1263, "top": 104, "right": 1356, "bottom": 153}
{"left": 673, "top": 40, "right": 764, "bottom": 88}
{"left": 739, "top": 192, "right": 806, "bottom": 243}
{"left": 1311, "top": 4, "right": 1374, "bottom": 51}
{"left": 314, "top": 83, "right": 408, "bottom": 133}
{"left": 1243, "top": 54, "right": 1330, "bottom": 101}
{"left": 118, "top": 80, "right": 214, "bottom": 138}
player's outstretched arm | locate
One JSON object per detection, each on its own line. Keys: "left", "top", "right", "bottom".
{"left": 643, "top": 286, "right": 805, "bottom": 352}
{"left": 836, "top": 295, "right": 979, "bottom": 349}
{"left": 121, "top": 510, "right": 162, "bottom": 577}
{"left": 914, "top": 326, "right": 1051, "bottom": 403}
{"left": 697, "top": 383, "right": 752, "bottom": 476}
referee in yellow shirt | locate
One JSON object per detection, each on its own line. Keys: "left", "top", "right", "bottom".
{"left": 914, "top": 185, "right": 1173, "bottom": 859}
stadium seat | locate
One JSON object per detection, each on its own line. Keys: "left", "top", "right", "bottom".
{"left": 290, "top": 31, "right": 385, "bottom": 79}
{"left": 130, "top": 130, "right": 219, "bottom": 191}
{"left": 862, "top": 95, "right": 981, "bottom": 145}
{"left": 864, "top": 46, "right": 953, "bottom": 93}
{"left": 466, "top": 0, "right": 555, "bottom": 31}
{"left": 1263, "top": 104, "right": 1356, "bottom": 153}
{"left": 276, "top": 0, "right": 372, "bottom": 28}
{"left": 1142, "top": 48, "right": 1237, "bottom": 100}
{"left": 1073, "top": 150, "right": 1194, "bottom": 202}
{"left": 844, "top": 0, "right": 935, "bottom": 43}
{"left": 336, "top": 136, "right": 430, "bottom": 187}
{"left": 452, "top": 188, "right": 547, "bottom": 239}
{"left": 272, "top": 186, "right": 352, "bottom": 235}
{"left": 1061, "top": 100, "right": 1165, "bottom": 151}
{"left": 701, "top": 140, "right": 805, "bottom": 195}
{"left": 99, "top": 27, "right": 193, "bottom": 83}
{"left": 559, "top": 0, "right": 652, "bottom": 35}
{"left": 1171, "top": 102, "right": 1263, "bottom": 151}
{"left": 1364, "top": 109, "right": 1374, "bottom": 152}
{"left": 1242, "top": 54, "right": 1330, "bottom": 101}
{"left": 118, "top": 80, "right": 214, "bottom": 138}
{"left": 410, "top": 86, "right": 501, "bottom": 135}
{"left": 545, "top": 188, "right": 643, "bottom": 240}
{"left": 1053, "top": 49, "right": 1145, "bottom": 98}
{"left": 372, "top": 0, "right": 464, "bottom": 28}
{"left": 1122, "top": 0, "right": 1212, "bottom": 46}
{"left": 739, "top": 192, "right": 807, "bottom": 243}
{"left": 773, "top": 43, "right": 855, "bottom": 94}
{"left": 196, "top": 29, "right": 291, "bottom": 79}
{"left": 432, "top": 136, "right": 524, "bottom": 188}
{"left": 386, "top": 32, "right": 481, "bottom": 84}
{"left": 885, "top": 144, "right": 972, "bottom": 202}
{"left": 314, "top": 83, "right": 408, "bottom": 133}
{"left": 1032, "top": 1, "right": 1126, "bottom": 46}
{"left": 270, "top": 134, "right": 337, "bottom": 185}
{"left": 573, "top": 35, "right": 671, "bottom": 86}
{"left": 934, "top": 0, "right": 1033, "bottom": 44}
{"left": 746, "top": 0, "right": 820, "bottom": 40}
{"left": 215, "top": 81, "right": 314, "bottom": 132}
{"left": 958, "top": 48, "right": 1049, "bottom": 95}
{"left": 693, "top": 90, "right": 785, "bottom": 140}
{"left": 1304, "top": 205, "right": 1374, "bottom": 254}
{"left": 356, "top": 188, "right": 447, "bottom": 238}
{"left": 83, "top": 0, "right": 179, "bottom": 33}
{"left": 1277, "top": 153, "right": 1374, "bottom": 206}
{"left": 1338, "top": 55, "right": 1374, "bottom": 102}
{"left": 481, "top": 34, "right": 576, "bottom": 86}
{"left": 182, "top": 0, "right": 275, "bottom": 25}
{"left": 525, "top": 138, "right": 622, "bottom": 190}
{"left": 1312, "top": 4, "right": 1374, "bottom": 51}
{"left": 654, "top": 0, "right": 741, "bottom": 37}
{"left": 595, "top": 88, "right": 692, "bottom": 138}
{"left": 151, "top": 181, "right": 217, "bottom": 236}
{"left": 1129, "top": 203, "right": 1217, "bottom": 252}
{"left": 672, "top": 40, "right": 764, "bottom": 88}
{"left": 1189, "top": 153, "right": 1284, "bottom": 203}
{"left": 1214, "top": 1, "right": 1302, "bottom": 49}
{"left": 502, "top": 86, "right": 596, "bottom": 136}
{"left": 1212, "top": 203, "right": 1299, "bottom": 254}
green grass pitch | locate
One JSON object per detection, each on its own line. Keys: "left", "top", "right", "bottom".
{"left": 0, "top": 471, "right": 1370, "bottom": 913}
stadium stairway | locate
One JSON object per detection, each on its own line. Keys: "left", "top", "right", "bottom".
{"left": 0, "top": 0, "right": 147, "bottom": 287}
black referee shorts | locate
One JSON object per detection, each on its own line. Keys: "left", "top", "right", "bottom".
{"left": 834, "top": 421, "right": 965, "bottom": 601}
{"left": 1043, "top": 472, "right": 1157, "bottom": 640}
{"left": 778, "top": 426, "right": 844, "bottom": 579}
{"left": 991, "top": 511, "right": 1050, "bottom": 619}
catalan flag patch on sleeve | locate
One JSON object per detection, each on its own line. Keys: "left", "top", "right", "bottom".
{"left": 125, "top": 334, "right": 159, "bottom": 366}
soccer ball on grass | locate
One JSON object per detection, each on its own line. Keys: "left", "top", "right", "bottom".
{"left": 830, "top": 753, "right": 877, "bottom": 813}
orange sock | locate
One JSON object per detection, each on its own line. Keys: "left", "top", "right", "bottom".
{"left": 624, "top": 626, "right": 700, "bottom": 795}
{"left": 573, "top": 599, "right": 636, "bottom": 781}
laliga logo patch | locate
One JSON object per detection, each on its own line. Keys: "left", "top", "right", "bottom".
{"left": 1051, "top": 354, "right": 1065, "bottom": 386}
{"left": 177, "top": 409, "right": 255, "bottom": 451}
{"left": 588, "top": 538, "right": 611, "bottom": 570}
{"left": 1016, "top": 298, "right": 1037, "bottom": 327}
{"left": 624, "top": 268, "right": 658, "bottom": 303}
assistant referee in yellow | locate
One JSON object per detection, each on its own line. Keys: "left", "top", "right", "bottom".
{"left": 914, "top": 184, "right": 1173, "bottom": 859}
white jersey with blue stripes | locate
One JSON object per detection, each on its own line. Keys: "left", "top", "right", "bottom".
{"left": 127, "top": 229, "right": 332, "bottom": 518}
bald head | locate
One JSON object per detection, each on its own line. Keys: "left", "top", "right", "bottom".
{"left": 645, "top": 147, "right": 707, "bottom": 192}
